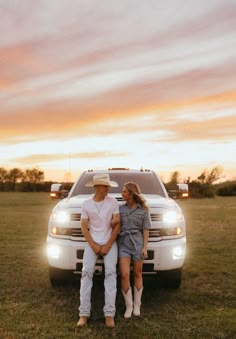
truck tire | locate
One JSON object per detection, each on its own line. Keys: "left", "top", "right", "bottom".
{"left": 49, "top": 266, "right": 70, "bottom": 287}
{"left": 159, "top": 268, "right": 182, "bottom": 289}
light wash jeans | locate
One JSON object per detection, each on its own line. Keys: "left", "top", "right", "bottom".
{"left": 79, "top": 241, "right": 118, "bottom": 317}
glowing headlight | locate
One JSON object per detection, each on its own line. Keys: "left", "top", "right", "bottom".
{"left": 173, "top": 246, "right": 185, "bottom": 259}
{"left": 163, "top": 211, "right": 183, "bottom": 223}
{"left": 47, "top": 244, "right": 60, "bottom": 259}
{"left": 51, "top": 211, "right": 70, "bottom": 223}
{"left": 51, "top": 226, "right": 71, "bottom": 236}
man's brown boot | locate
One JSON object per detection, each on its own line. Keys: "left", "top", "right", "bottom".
{"left": 77, "top": 316, "right": 88, "bottom": 327}
{"left": 105, "top": 316, "right": 115, "bottom": 328}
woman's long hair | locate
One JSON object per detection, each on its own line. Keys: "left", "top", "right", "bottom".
{"left": 124, "top": 182, "right": 148, "bottom": 210}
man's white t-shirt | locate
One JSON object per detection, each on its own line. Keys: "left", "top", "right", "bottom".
{"left": 81, "top": 196, "right": 119, "bottom": 245}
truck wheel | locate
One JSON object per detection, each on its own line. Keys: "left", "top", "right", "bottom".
{"left": 159, "top": 268, "right": 182, "bottom": 289}
{"left": 49, "top": 266, "right": 69, "bottom": 287}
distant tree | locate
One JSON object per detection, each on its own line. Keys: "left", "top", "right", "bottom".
{"left": 216, "top": 180, "right": 236, "bottom": 196}
{"left": 0, "top": 167, "right": 8, "bottom": 182}
{"left": 24, "top": 168, "right": 44, "bottom": 183}
{"left": 190, "top": 166, "right": 224, "bottom": 198}
{"left": 164, "top": 171, "right": 182, "bottom": 194}
{"left": 0, "top": 167, "right": 8, "bottom": 190}
{"left": 164, "top": 170, "right": 180, "bottom": 190}
{"left": 169, "top": 171, "right": 180, "bottom": 185}
{"left": 0, "top": 167, "right": 46, "bottom": 191}
{"left": 197, "top": 170, "right": 207, "bottom": 184}
{"left": 6, "top": 168, "right": 23, "bottom": 190}
{"left": 8, "top": 168, "right": 23, "bottom": 183}
{"left": 185, "top": 176, "right": 191, "bottom": 184}
{"left": 21, "top": 168, "right": 44, "bottom": 192}
{"left": 197, "top": 166, "right": 223, "bottom": 184}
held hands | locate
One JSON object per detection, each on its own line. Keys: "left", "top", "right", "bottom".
{"left": 92, "top": 243, "right": 102, "bottom": 254}
{"left": 91, "top": 242, "right": 111, "bottom": 256}
{"left": 100, "top": 243, "right": 111, "bottom": 256}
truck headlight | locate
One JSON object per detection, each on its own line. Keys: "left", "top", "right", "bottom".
{"left": 163, "top": 211, "right": 183, "bottom": 223}
{"left": 161, "top": 227, "right": 182, "bottom": 236}
{"left": 51, "top": 211, "right": 70, "bottom": 223}
{"left": 47, "top": 244, "right": 61, "bottom": 259}
{"left": 51, "top": 226, "right": 71, "bottom": 236}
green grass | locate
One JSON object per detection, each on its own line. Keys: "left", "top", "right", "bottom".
{"left": 0, "top": 193, "right": 235, "bottom": 338}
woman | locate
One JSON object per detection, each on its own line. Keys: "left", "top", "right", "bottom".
{"left": 118, "top": 182, "right": 151, "bottom": 318}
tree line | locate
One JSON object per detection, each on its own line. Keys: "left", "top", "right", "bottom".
{"left": 0, "top": 167, "right": 51, "bottom": 192}
{"left": 165, "top": 166, "right": 235, "bottom": 198}
{"left": 0, "top": 166, "right": 235, "bottom": 197}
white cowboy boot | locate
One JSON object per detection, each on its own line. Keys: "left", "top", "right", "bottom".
{"left": 121, "top": 287, "right": 133, "bottom": 318}
{"left": 133, "top": 286, "right": 143, "bottom": 316}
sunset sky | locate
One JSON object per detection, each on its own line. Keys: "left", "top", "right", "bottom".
{"left": 1, "top": 0, "right": 236, "bottom": 183}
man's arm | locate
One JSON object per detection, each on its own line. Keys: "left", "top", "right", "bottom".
{"left": 81, "top": 218, "right": 101, "bottom": 254}
{"left": 100, "top": 213, "right": 120, "bottom": 256}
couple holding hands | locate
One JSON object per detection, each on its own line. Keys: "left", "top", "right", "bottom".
{"left": 77, "top": 173, "right": 151, "bottom": 328}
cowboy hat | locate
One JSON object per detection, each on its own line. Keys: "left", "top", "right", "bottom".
{"left": 85, "top": 173, "right": 118, "bottom": 187}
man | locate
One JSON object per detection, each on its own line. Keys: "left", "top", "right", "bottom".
{"left": 77, "top": 173, "right": 120, "bottom": 328}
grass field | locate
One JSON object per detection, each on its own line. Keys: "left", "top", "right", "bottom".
{"left": 0, "top": 193, "right": 235, "bottom": 339}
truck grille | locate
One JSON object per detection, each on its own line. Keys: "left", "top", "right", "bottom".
{"left": 70, "top": 213, "right": 161, "bottom": 222}
{"left": 70, "top": 213, "right": 81, "bottom": 221}
{"left": 149, "top": 229, "right": 161, "bottom": 237}
{"left": 150, "top": 214, "right": 162, "bottom": 221}
{"left": 71, "top": 228, "right": 161, "bottom": 238}
{"left": 71, "top": 228, "right": 83, "bottom": 237}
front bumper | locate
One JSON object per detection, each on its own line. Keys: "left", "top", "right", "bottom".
{"left": 145, "top": 237, "right": 186, "bottom": 272}
{"left": 46, "top": 235, "right": 186, "bottom": 274}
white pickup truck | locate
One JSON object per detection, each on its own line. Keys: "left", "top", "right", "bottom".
{"left": 46, "top": 168, "right": 188, "bottom": 288}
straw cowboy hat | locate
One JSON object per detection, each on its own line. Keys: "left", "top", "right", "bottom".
{"left": 85, "top": 173, "right": 118, "bottom": 187}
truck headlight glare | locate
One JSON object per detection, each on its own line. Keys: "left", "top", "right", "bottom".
{"left": 173, "top": 246, "right": 184, "bottom": 259}
{"left": 47, "top": 245, "right": 60, "bottom": 259}
{"left": 163, "top": 211, "right": 177, "bottom": 223}
{"left": 51, "top": 211, "right": 70, "bottom": 223}
{"left": 163, "top": 211, "right": 183, "bottom": 223}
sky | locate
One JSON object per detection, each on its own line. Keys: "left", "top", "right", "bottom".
{"left": 0, "top": 0, "right": 236, "bottom": 183}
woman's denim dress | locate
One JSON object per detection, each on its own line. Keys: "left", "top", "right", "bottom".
{"left": 118, "top": 203, "right": 151, "bottom": 260}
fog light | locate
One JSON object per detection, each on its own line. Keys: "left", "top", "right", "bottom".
{"left": 173, "top": 246, "right": 184, "bottom": 259}
{"left": 47, "top": 245, "right": 60, "bottom": 259}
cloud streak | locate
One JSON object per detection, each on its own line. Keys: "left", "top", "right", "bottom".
{"left": 13, "top": 151, "right": 128, "bottom": 165}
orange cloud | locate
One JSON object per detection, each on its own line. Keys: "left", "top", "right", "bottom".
{"left": 1, "top": 88, "right": 235, "bottom": 145}
{"left": 12, "top": 151, "right": 128, "bottom": 165}
{"left": 1, "top": 0, "right": 236, "bottom": 149}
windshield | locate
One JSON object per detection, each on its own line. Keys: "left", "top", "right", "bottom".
{"left": 70, "top": 171, "right": 166, "bottom": 197}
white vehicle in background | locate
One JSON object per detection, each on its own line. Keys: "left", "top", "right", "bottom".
{"left": 50, "top": 183, "right": 69, "bottom": 199}
{"left": 46, "top": 168, "right": 188, "bottom": 288}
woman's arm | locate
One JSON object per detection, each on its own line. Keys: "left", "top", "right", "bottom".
{"left": 110, "top": 212, "right": 120, "bottom": 228}
{"left": 142, "top": 229, "right": 149, "bottom": 259}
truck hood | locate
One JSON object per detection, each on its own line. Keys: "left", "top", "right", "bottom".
{"left": 55, "top": 193, "right": 178, "bottom": 210}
